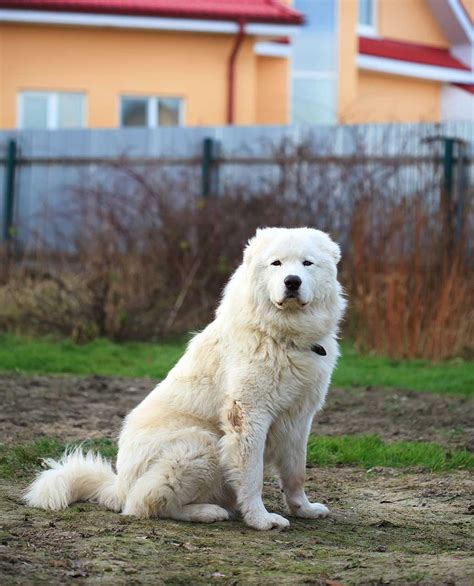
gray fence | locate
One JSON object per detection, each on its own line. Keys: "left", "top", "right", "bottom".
{"left": 1, "top": 121, "right": 473, "bottom": 247}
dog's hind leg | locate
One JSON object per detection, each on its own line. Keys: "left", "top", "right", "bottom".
{"left": 166, "top": 503, "right": 229, "bottom": 523}
{"left": 122, "top": 432, "right": 229, "bottom": 522}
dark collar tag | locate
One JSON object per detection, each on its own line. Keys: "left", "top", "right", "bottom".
{"left": 311, "top": 344, "right": 327, "bottom": 356}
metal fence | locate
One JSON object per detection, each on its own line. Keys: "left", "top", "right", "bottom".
{"left": 1, "top": 121, "right": 473, "bottom": 247}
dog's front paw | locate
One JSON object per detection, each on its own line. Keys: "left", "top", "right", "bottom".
{"left": 294, "top": 502, "right": 330, "bottom": 519}
{"left": 245, "top": 511, "right": 290, "bottom": 531}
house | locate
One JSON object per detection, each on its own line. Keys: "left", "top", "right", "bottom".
{"left": 1, "top": 0, "right": 472, "bottom": 129}
{"left": 291, "top": 0, "right": 474, "bottom": 124}
{"left": 0, "top": 0, "right": 302, "bottom": 129}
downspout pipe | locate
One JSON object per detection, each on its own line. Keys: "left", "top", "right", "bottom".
{"left": 227, "top": 19, "right": 245, "bottom": 125}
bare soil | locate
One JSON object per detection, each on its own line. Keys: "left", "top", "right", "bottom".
{"left": 1, "top": 374, "right": 472, "bottom": 450}
{"left": 0, "top": 374, "right": 473, "bottom": 585}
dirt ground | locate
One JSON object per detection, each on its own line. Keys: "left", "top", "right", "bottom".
{"left": 0, "top": 374, "right": 473, "bottom": 585}
{"left": 1, "top": 374, "right": 472, "bottom": 450}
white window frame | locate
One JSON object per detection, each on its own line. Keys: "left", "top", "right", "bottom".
{"left": 291, "top": 0, "right": 339, "bottom": 125}
{"left": 119, "top": 95, "right": 184, "bottom": 128}
{"left": 357, "top": 0, "right": 377, "bottom": 37}
{"left": 17, "top": 91, "right": 86, "bottom": 130}
{"left": 291, "top": 72, "right": 338, "bottom": 125}
{"left": 292, "top": 71, "right": 337, "bottom": 81}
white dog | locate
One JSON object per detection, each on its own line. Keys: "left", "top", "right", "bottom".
{"left": 26, "top": 227, "right": 346, "bottom": 531}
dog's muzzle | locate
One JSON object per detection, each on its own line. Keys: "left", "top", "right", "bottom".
{"left": 284, "top": 275, "right": 302, "bottom": 291}
{"left": 283, "top": 275, "right": 301, "bottom": 299}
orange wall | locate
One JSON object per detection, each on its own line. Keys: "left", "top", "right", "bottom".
{"left": 461, "top": 1, "right": 474, "bottom": 22}
{"left": 337, "top": 0, "right": 359, "bottom": 122}
{"left": 344, "top": 71, "right": 440, "bottom": 123}
{"left": 256, "top": 56, "right": 289, "bottom": 124}
{"left": 377, "top": 0, "right": 448, "bottom": 47}
{"left": 0, "top": 23, "right": 285, "bottom": 128}
{"left": 337, "top": 0, "right": 446, "bottom": 123}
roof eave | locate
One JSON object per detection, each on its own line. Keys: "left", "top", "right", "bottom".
{"left": 0, "top": 8, "right": 303, "bottom": 35}
{"left": 357, "top": 54, "right": 474, "bottom": 84}
{"left": 0, "top": 2, "right": 304, "bottom": 26}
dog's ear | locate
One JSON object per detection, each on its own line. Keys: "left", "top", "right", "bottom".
{"left": 314, "top": 231, "right": 341, "bottom": 264}
{"left": 243, "top": 234, "right": 257, "bottom": 265}
{"left": 243, "top": 228, "right": 268, "bottom": 264}
{"left": 324, "top": 239, "right": 341, "bottom": 264}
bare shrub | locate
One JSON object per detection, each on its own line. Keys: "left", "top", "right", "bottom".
{"left": 345, "top": 192, "right": 473, "bottom": 360}
{"left": 1, "top": 131, "right": 472, "bottom": 359}
{"left": 1, "top": 169, "right": 298, "bottom": 341}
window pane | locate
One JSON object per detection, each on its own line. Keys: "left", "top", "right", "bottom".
{"left": 293, "top": 0, "right": 337, "bottom": 71}
{"left": 358, "top": 0, "right": 374, "bottom": 26}
{"left": 121, "top": 97, "right": 147, "bottom": 127}
{"left": 291, "top": 78, "right": 336, "bottom": 125}
{"left": 157, "top": 98, "right": 181, "bottom": 126}
{"left": 21, "top": 94, "right": 48, "bottom": 129}
{"left": 58, "top": 93, "right": 84, "bottom": 128}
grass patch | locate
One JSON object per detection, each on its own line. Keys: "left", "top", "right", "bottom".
{"left": 336, "top": 344, "right": 473, "bottom": 396}
{"left": 0, "top": 438, "right": 117, "bottom": 480}
{"left": 2, "top": 435, "right": 472, "bottom": 480}
{"left": 0, "top": 333, "right": 472, "bottom": 395}
{"left": 307, "top": 435, "right": 474, "bottom": 472}
{"left": 0, "top": 334, "right": 185, "bottom": 379}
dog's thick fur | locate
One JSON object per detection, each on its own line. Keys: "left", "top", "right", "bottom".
{"left": 25, "top": 227, "right": 346, "bottom": 530}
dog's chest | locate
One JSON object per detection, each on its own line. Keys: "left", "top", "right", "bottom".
{"left": 275, "top": 350, "right": 323, "bottom": 407}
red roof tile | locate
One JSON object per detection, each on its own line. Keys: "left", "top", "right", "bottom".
{"left": 359, "top": 36, "right": 471, "bottom": 71}
{"left": 453, "top": 83, "right": 474, "bottom": 94}
{"left": 0, "top": 0, "right": 303, "bottom": 24}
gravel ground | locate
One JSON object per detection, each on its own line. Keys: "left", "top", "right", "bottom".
{"left": 0, "top": 374, "right": 473, "bottom": 585}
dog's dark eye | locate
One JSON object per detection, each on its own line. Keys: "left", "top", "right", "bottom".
{"left": 303, "top": 260, "right": 313, "bottom": 266}
{"left": 271, "top": 260, "right": 281, "bottom": 266}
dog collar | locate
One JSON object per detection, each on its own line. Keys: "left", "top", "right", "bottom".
{"left": 311, "top": 344, "right": 327, "bottom": 356}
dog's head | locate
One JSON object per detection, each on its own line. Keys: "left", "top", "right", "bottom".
{"left": 243, "top": 227, "right": 341, "bottom": 312}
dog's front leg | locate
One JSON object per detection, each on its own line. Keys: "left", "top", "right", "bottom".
{"left": 275, "top": 415, "right": 329, "bottom": 519}
{"left": 221, "top": 402, "right": 289, "bottom": 531}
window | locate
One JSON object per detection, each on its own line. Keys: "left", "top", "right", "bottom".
{"left": 292, "top": 0, "right": 337, "bottom": 124}
{"left": 357, "top": 0, "right": 376, "bottom": 35}
{"left": 291, "top": 77, "right": 336, "bottom": 125}
{"left": 18, "top": 92, "right": 85, "bottom": 129}
{"left": 120, "top": 96, "right": 182, "bottom": 127}
{"left": 121, "top": 97, "right": 147, "bottom": 127}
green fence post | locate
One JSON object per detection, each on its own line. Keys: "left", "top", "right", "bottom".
{"left": 442, "top": 138, "right": 454, "bottom": 197}
{"left": 3, "top": 139, "right": 17, "bottom": 242}
{"left": 201, "top": 137, "right": 220, "bottom": 198}
{"left": 440, "top": 137, "right": 469, "bottom": 255}
{"left": 441, "top": 138, "right": 455, "bottom": 255}
{"left": 455, "top": 140, "right": 468, "bottom": 243}
{"left": 423, "top": 135, "right": 467, "bottom": 256}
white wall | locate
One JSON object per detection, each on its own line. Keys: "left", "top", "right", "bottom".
{"left": 441, "top": 84, "right": 474, "bottom": 121}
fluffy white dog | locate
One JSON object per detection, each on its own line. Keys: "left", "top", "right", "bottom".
{"left": 26, "top": 227, "right": 346, "bottom": 531}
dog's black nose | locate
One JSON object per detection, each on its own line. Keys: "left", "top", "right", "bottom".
{"left": 284, "top": 275, "right": 302, "bottom": 291}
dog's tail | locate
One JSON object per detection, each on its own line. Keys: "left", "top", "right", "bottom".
{"left": 24, "top": 449, "right": 121, "bottom": 512}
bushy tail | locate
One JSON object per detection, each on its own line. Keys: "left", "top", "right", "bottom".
{"left": 24, "top": 449, "right": 121, "bottom": 512}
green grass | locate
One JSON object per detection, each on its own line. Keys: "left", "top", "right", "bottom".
{"left": 2, "top": 435, "right": 472, "bottom": 480}
{"left": 307, "top": 435, "right": 474, "bottom": 472}
{"left": 0, "top": 333, "right": 472, "bottom": 395}
{"left": 0, "top": 438, "right": 117, "bottom": 480}
{"left": 0, "top": 334, "right": 185, "bottom": 379}
{"left": 335, "top": 344, "right": 473, "bottom": 396}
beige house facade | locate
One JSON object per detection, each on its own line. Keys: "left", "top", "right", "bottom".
{"left": 0, "top": 0, "right": 472, "bottom": 129}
